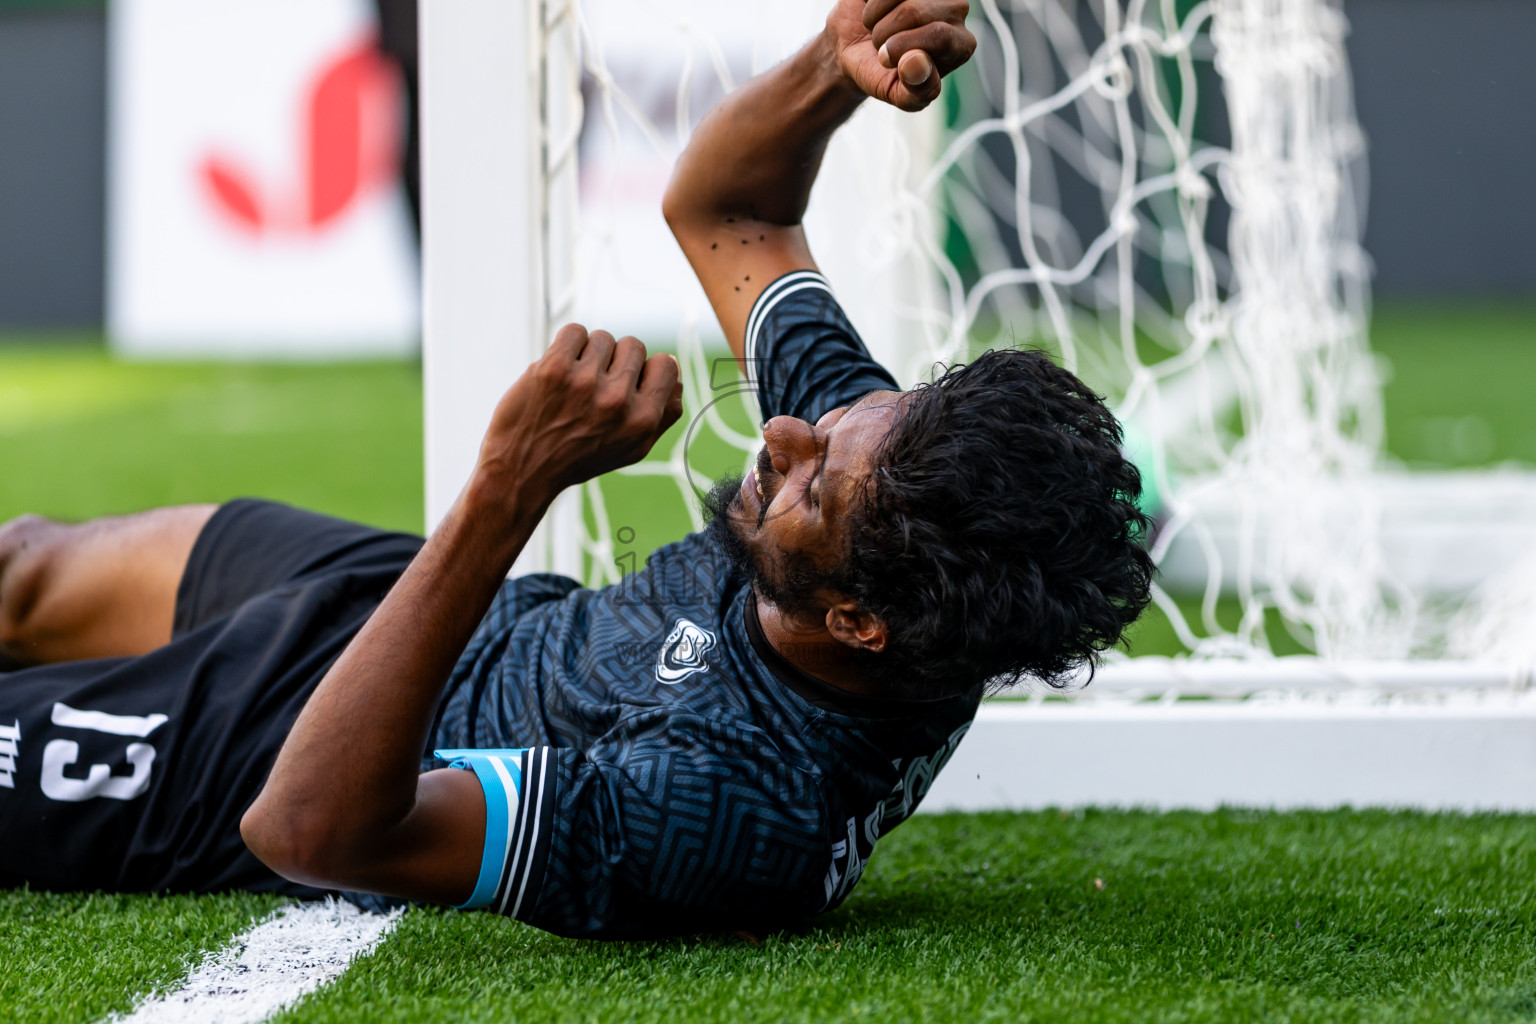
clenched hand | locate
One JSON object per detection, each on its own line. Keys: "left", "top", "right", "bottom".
{"left": 477, "top": 325, "right": 684, "bottom": 508}
{"left": 827, "top": 0, "right": 976, "bottom": 112}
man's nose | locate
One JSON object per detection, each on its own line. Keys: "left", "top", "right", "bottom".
{"left": 762, "top": 416, "right": 818, "bottom": 474}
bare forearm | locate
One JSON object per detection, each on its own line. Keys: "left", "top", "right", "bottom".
{"left": 241, "top": 326, "right": 681, "bottom": 901}
{"left": 661, "top": 33, "right": 862, "bottom": 358}
{"left": 665, "top": 32, "right": 863, "bottom": 230}
{"left": 663, "top": 0, "right": 972, "bottom": 357}
{"left": 243, "top": 471, "right": 546, "bottom": 878}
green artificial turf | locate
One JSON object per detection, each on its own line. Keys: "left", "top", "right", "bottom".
{"left": 7, "top": 812, "right": 1535, "bottom": 1023}
{"left": 1, "top": 318, "right": 1535, "bottom": 1020}
{"left": 253, "top": 808, "right": 1536, "bottom": 1023}
{"left": 0, "top": 889, "right": 284, "bottom": 1024}
{"left": 0, "top": 340, "right": 424, "bottom": 534}
{"left": 1372, "top": 302, "right": 1536, "bottom": 468}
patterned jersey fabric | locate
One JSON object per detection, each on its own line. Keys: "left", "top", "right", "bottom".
{"left": 430, "top": 271, "right": 980, "bottom": 939}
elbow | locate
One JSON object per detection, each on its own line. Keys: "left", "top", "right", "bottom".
{"left": 240, "top": 797, "right": 347, "bottom": 888}
{"left": 662, "top": 164, "right": 714, "bottom": 236}
{"left": 660, "top": 177, "right": 688, "bottom": 235}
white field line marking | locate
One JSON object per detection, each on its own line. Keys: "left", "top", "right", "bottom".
{"left": 109, "top": 899, "right": 403, "bottom": 1024}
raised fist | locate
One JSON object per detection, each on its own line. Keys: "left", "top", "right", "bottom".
{"left": 478, "top": 325, "right": 684, "bottom": 503}
{"left": 825, "top": 0, "right": 976, "bottom": 112}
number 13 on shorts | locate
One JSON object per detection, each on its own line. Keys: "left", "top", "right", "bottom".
{"left": 33, "top": 702, "right": 169, "bottom": 802}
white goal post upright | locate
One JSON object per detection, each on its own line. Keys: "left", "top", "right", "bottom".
{"left": 422, "top": 0, "right": 1536, "bottom": 810}
{"left": 419, "top": 0, "right": 581, "bottom": 577}
{"left": 419, "top": 0, "right": 537, "bottom": 550}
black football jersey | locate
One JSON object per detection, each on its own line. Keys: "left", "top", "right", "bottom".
{"left": 430, "top": 270, "right": 980, "bottom": 939}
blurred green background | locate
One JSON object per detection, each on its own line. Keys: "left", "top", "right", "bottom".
{"left": 2, "top": 300, "right": 1531, "bottom": 657}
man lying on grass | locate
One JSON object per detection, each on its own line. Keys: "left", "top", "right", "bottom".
{"left": 0, "top": 0, "right": 1150, "bottom": 937}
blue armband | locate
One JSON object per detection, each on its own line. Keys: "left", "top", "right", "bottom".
{"left": 435, "top": 748, "right": 528, "bottom": 910}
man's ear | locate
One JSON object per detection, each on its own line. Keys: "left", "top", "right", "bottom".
{"left": 825, "top": 600, "right": 888, "bottom": 653}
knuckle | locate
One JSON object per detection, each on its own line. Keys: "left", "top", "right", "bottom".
{"left": 646, "top": 354, "right": 676, "bottom": 384}
{"left": 626, "top": 406, "right": 656, "bottom": 436}
{"left": 890, "top": 6, "right": 924, "bottom": 37}
{"left": 594, "top": 388, "right": 627, "bottom": 416}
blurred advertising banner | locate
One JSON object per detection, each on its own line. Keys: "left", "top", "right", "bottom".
{"left": 108, "top": 0, "right": 419, "bottom": 358}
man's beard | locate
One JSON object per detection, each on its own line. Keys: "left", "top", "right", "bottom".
{"left": 702, "top": 474, "right": 834, "bottom": 621}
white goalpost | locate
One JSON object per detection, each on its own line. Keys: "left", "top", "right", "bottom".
{"left": 421, "top": 0, "right": 1536, "bottom": 811}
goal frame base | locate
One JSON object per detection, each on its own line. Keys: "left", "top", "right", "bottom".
{"left": 925, "top": 692, "right": 1536, "bottom": 813}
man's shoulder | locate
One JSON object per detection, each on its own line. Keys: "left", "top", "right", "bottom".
{"left": 745, "top": 270, "right": 899, "bottom": 424}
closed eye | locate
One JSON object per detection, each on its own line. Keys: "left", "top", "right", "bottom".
{"left": 808, "top": 431, "right": 833, "bottom": 510}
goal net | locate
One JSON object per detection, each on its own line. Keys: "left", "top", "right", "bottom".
{"left": 424, "top": 0, "right": 1536, "bottom": 705}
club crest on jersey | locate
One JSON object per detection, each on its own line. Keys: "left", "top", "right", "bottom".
{"left": 655, "top": 618, "right": 716, "bottom": 684}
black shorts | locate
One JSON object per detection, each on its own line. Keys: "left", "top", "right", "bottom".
{"left": 0, "top": 500, "right": 422, "bottom": 896}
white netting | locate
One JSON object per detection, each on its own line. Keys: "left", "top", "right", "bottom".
{"left": 531, "top": 0, "right": 1536, "bottom": 684}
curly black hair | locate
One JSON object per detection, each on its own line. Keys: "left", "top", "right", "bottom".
{"left": 835, "top": 349, "right": 1153, "bottom": 697}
